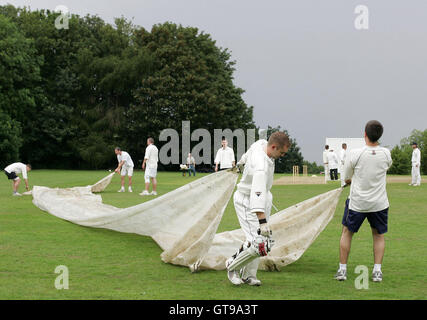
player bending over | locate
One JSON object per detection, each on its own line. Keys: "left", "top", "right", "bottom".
{"left": 226, "top": 132, "right": 290, "bottom": 286}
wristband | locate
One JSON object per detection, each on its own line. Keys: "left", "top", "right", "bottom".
{"left": 259, "top": 218, "right": 267, "bottom": 224}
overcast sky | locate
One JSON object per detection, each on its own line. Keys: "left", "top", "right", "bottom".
{"left": 3, "top": 0, "right": 427, "bottom": 163}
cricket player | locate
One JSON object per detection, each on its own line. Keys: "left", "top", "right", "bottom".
{"left": 114, "top": 147, "right": 134, "bottom": 192}
{"left": 225, "top": 132, "right": 290, "bottom": 286}
{"left": 3, "top": 162, "right": 31, "bottom": 196}
{"left": 327, "top": 149, "right": 339, "bottom": 180}
{"left": 335, "top": 120, "right": 392, "bottom": 282}
{"left": 215, "top": 139, "right": 235, "bottom": 171}
{"left": 339, "top": 143, "right": 348, "bottom": 187}
{"left": 410, "top": 142, "right": 421, "bottom": 186}
{"left": 323, "top": 145, "right": 330, "bottom": 182}
{"left": 140, "top": 138, "right": 159, "bottom": 196}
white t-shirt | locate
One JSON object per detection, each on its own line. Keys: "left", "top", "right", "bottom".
{"left": 144, "top": 144, "right": 159, "bottom": 169}
{"left": 214, "top": 146, "right": 235, "bottom": 169}
{"left": 327, "top": 152, "right": 339, "bottom": 170}
{"left": 340, "top": 149, "right": 347, "bottom": 166}
{"left": 344, "top": 146, "right": 392, "bottom": 213}
{"left": 323, "top": 150, "right": 329, "bottom": 164}
{"left": 237, "top": 140, "right": 275, "bottom": 214}
{"left": 117, "top": 151, "right": 134, "bottom": 168}
{"left": 4, "top": 162, "right": 28, "bottom": 179}
{"left": 412, "top": 148, "right": 421, "bottom": 165}
{"left": 187, "top": 156, "right": 195, "bottom": 166}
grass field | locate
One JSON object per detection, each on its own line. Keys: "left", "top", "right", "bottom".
{"left": 1, "top": 170, "right": 426, "bottom": 300}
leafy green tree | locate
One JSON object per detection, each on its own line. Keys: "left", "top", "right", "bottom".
{"left": 0, "top": 112, "right": 22, "bottom": 167}
{"left": 0, "top": 14, "right": 42, "bottom": 121}
{"left": 303, "top": 160, "right": 324, "bottom": 174}
{"left": 128, "top": 22, "right": 255, "bottom": 162}
{"left": 389, "top": 145, "right": 412, "bottom": 175}
{"left": 266, "top": 126, "right": 304, "bottom": 173}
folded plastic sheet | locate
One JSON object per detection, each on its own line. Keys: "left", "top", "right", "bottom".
{"left": 32, "top": 171, "right": 342, "bottom": 271}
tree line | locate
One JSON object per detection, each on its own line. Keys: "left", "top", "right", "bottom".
{"left": 0, "top": 5, "right": 311, "bottom": 172}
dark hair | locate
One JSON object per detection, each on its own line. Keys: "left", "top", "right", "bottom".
{"left": 342, "top": 143, "right": 347, "bottom": 147}
{"left": 268, "top": 131, "right": 290, "bottom": 148}
{"left": 365, "top": 120, "right": 383, "bottom": 143}
{"left": 26, "top": 164, "right": 32, "bottom": 169}
{"left": 325, "top": 145, "right": 329, "bottom": 150}
{"left": 115, "top": 147, "right": 121, "bottom": 151}
{"left": 148, "top": 137, "right": 155, "bottom": 144}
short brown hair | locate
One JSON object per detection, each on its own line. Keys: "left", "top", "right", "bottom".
{"left": 365, "top": 120, "right": 383, "bottom": 143}
{"left": 148, "top": 137, "right": 155, "bottom": 144}
{"left": 268, "top": 131, "right": 290, "bottom": 148}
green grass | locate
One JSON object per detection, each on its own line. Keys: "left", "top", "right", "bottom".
{"left": 1, "top": 170, "right": 426, "bottom": 299}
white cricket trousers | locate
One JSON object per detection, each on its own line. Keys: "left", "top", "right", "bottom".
{"left": 412, "top": 164, "right": 421, "bottom": 185}
{"left": 233, "top": 189, "right": 272, "bottom": 279}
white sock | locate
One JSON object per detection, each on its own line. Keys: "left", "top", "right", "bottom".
{"left": 373, "top": 264, "right": 382, "bottom": 272}
{"left": 339, "top": 263, "right": 347, "bottom": 271}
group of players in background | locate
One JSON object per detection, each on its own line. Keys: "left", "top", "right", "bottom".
{"left": 3, "top": 121, "right": 422, "bottom": 286}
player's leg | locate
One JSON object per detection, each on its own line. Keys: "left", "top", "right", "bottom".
{"left": 150, "top": 168, "right": 158, "bottom": 195}
{"left": 240, "top": 192, "right": 273, "bottom": 285}
{"left": 128, "top": 168, "right": 133, "bottom": 192}
{"left": 13, "top": 177, "right": 21, "bottom": 195}
{"left": 339, "top": 226, "right": 353, "bottom": 265}
{"left": 335, "top": 199, "right": 365, "bottom": 280}
{"left": 367, "top": 208, "right": 388, "bottom": 282}
{"left": 226, "top": 191, "right": 257, "bottom": 285}
{"left": 416, "top": 166, "right": 421, "bottom": 186}
{"left": 151, "top": 177, "right": 157, "bottom": 195}
{"left": 140, "top": 170, "right": 151, "bottom": 195}
{"left": 410, "top": 165, "right": 416, "bottom": 185}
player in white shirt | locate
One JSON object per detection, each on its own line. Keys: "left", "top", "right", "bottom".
{"left": 339, "top": 143, "right": 348, "bottom": 187}
{"left": 4, "top": 162, "right": 31, "bottom": 196}
{"left": 114, "top": 147, "right": 135, "bottom": 193}
{"left": 335, "top": 120, "right": 392, "bottom": 283}
{"left": 140, "top": 138, "right": 159, "bottom": 196}
{"left": 323, "top": 145, "right": 330, "bottom": 182}
{"left": 225, "top": 132, "right": 290, "bottom": 286}
{"left": 214, "top": 139, "right": 235, "bottom": 171}
{"left": 410, "top": 142, "right": 421, "bottom": 186}
{"left": 327, "top": 150, "right": 339, "bottom": 180}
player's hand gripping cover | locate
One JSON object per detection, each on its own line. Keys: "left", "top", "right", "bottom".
{"left": 255, "top": 224, "right": 274, "bottom": 256}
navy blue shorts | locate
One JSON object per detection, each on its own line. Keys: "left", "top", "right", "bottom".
{"left": 342, "top": 199, "right": 389, "bottom": 234}
{"left": 4, "top": 170, "right": 18, "bottom": 180}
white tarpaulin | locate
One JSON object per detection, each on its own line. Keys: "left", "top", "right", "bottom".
{"left": 32, "top": 171, "right": 342, "bottom": 271}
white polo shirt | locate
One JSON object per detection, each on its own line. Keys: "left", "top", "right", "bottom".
{"left": 144, "top": 144, "right": 159, "bottom": 169}
{"left": 214, "top": 146, "right": 235, "bottom": 169}
{"left": 117, "top": 151, "right": 134, "bottom": 168}
{"left": 5, "top": 162, "right": 28, "bottom": 179}
{"left": 412, "top": 148, "right": 421, "bottom": 165}
{"left": 323, "top": 150, "right": 329, "bottom": 164}
{"left": 327, "top": 152, "right": 339, "bottom": 170}
{"left": 236, "top": 140, "right": 275, "bottom": 214}
{"left": 344, "top": 146, "right": 392, "bottom": 213}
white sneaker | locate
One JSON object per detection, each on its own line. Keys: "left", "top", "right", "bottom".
{"left": 243, "top": 276, "right": 262, "bottom": 286}
{"left": 372, "top": 270, "right": 383, "bottom": 282}
{"left": 118, "top": 188, "right": 125, "bottom": 193}
{"left": 139, "top": 190, "right": 150, "bottom": 196}
{"left": 12, "top": 192, "right": 22, "bottom": 197}
{"left": 414, "top": 184, "right": 421, "bottom": 187}
{"left": 128, "top": 187, "right": 133, "bottom": 193}
{"left": 409, "top": 183, "right": 414, "bottom": 186}
{"left": 150, "top": 191, "right": 157, "bottom": 196}
{"left": 225, "top": 258, "right": 243, "bottom": 285}
{"left": 334, "top": 269, "right": 347, "bottom": 281}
